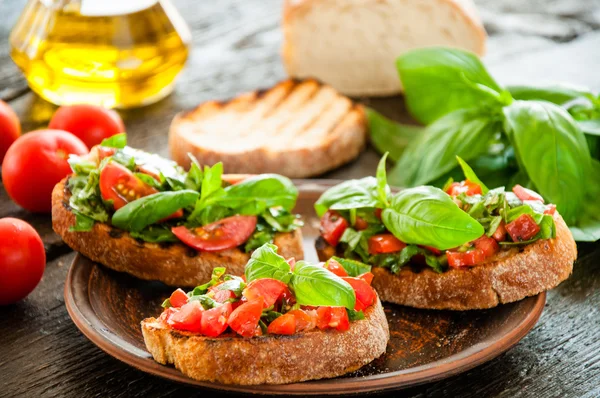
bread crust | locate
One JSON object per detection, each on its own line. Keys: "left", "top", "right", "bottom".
{"left": 52, "top": 179, "right": 304, "bottom": 286}
{"left": 141, "top": 298, "right": 389, "bottom": 385}
{"left": 317, "top": 214, "right": 576, "bottom": 310}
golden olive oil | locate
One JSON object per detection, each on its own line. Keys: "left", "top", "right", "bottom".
{"left": 10, "top": 0, "right": 190, "bottom": 108}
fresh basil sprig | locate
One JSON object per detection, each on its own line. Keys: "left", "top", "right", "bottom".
{"left": 245, "top": 243, "right": 292, "bottom": 283}
{"left": 100, "top": 133, "right": 127, "bottom": 148}
{"left": 329, "top": 256, "right": 371, "bottom": 277}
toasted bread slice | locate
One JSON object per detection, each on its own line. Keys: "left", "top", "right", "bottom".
{"left": 52, "top": 178, "right": 304, "bottom": 287}
{"left": 169, "top": 79, "right": 367, "bottom": 178}
{"left": 141, "top": 297, "right": 389, "bottom": 385}
{"left": 316, "top": 214, "right": 576, "bottom": 310}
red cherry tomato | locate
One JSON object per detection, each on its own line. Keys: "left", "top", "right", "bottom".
{"left": 172, "top": 215, "right": 257, "bottom": 252}
{"left": 368, "top": 234, "right": 406, "bottom": 254}
{"left": 358, "top": 272, "right": 374, "bottom": 285}
{"left": 169, "top": 288, "right": 188, "bottom": 308}
{"left": 316, "top": 306, "right": 350, "bottom": 331}
{"left": 201, "top": 302, "right": 232, "bottom": 337}
{"left": 342, "top": 277, "right": 376, "bottom": 311}
{"left": 99, "top": 162, "right": 157, "bottom": 209}
{"left": 167, "top": 301, "right": 204, "bottom": 333}
{"left": 506, "top": 214, "right": 541, "bottom": 242}
{"left": 324, "top": 258, "right": 348, "bottom": 277}
{"left": 243, "top": 278, "right": 289, "bottom": 309}
{"left": 320, "top": 210, "right": 348, "bottom": 246}
{"left": 288, "top": 309, "right": 316, "bottom": 332}
{"left": 492, "top": 221, "right": 507, "bottom": 242}
{"left": 0, "top": 100, "right": 21, "bottom": 164}
{"left": 227, "top": 299, "right": 263, "bottom": 337}
{"left": 48, "top": 104, "right": 125, "bottom": 148}
{"left": 267, "top": 313, "right": 296, "bottom": 335}
{"left": 446, "top": 180, "right": 482, "bottom": 196}
{"left": 354, "top": 216, "right": 368, "bottom": 231}
{"left": 512, "top": 185, "right": 544, "bottom": 202}
{"left": 0, "top": 218, "right": 46, "bottom": 305}
{"left": 2, "top": 130, "right": 88, "bottom": 212}
{"left": 544, "top": 204, "right": 557, "bottom": 216}
{"left": 446, "top": 249, "right": 486, "bottom": 268}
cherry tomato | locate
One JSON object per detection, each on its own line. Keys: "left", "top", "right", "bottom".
{"left": 368, "top": 234, "right": 406, "bottom": 254}
{"left": 2, "top": 130, "right": 88, "bottom": 212}
{"left": 512, "top": 185, "right": 544, "bottom": 202}
{"left": 0, "top": 100, "right": 20, "bottom": 163}
{"left": 544, "top": 204, "right": 557, "bottom": 216}
{"left": 48, "top": 104, "right": 125, "bottom": 148}
{"left": 169, "top": 288, "right": 188, "bottom": 308}
{"left": 342, "top": 277, "right": 376, "bottom": 311}
{"left": 0, "top": 218, "right": 46, "bottom": 305}
{"left": 473, "top": 235, "right": 499, "bottom": 257}
{"left": 320, "top": 210, "right": 348, "bottom": 246}
{"left": 99, "top": 162, "right": 157, "bottom": 209}
{"left": 167, "top": 301, "right": 204, "bottom": 333}
{"left": 316, "top": 306, "right": 350, "bottom": 331}
{"left": 213, "top": 288, "right": 237, "bottom": 303}
{"left": 288, "top": 309, "right": 316, "bottom": 332}
{"left": 267, "top": 313, "right": 296, "bottom": 335}
{"left": 228, "top": 299, "right": 263, "bottom": 337}
{"left": 492, "top": 221, "right": 507, "bottom": 242}
{"left": 201, "top": 302, "right": 232, "bottom": 337}
{"left": 243, "top": 278, "right": 289, "bottom": 308}
{"left": 506, "top": 214, "right": 541, "bottom": 242}
{"left": 446, "top": 180, "right": 482, "bottom": 196}
{"left": 354, "top": 216, "right": 368, "bottom": 231}
{"left": 172, "top": 215, "right": 257, "bottom": 252}
{"left": 324, "top": 258, "right": 348, "bottom": 277}
{"left": 358, "top": 272, "right": 374, "bottom": 285}
{"left": 446, "top": 249, "right": 486, "bottom": 268}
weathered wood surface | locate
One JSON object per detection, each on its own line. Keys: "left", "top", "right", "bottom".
{"left": 1, "top": 0, "right": 600, "bottom": 397}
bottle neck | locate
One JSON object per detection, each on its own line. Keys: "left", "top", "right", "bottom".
{"left": 79, "top": 0, "right": 160, "bottom": 16}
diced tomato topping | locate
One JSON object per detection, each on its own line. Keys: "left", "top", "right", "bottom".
{"left": 213, "top": 289, "right": 237, "bottom": 303}
{"left": 169, "top": 288, "right": 188, "bottom": 308}
{"left": 358, "top": 272, "right": 374, "bottom": 285}
{"left": 96, "top": 146, "right": 116, "bottom": 160}
{"left": 324, "top": 258, "right": 348, "bottom": 277}
{"left": 506, "top": 214, "right": 541, "bottom": 242}
{"left": 227, "top": 300, "right": 263, "bottom": 337}
{"left": 447, "top": 249, "right": 486, "bottom": 268}
{"left": 200, "top": 302, "right": 232, "bottom": 337}
{"left": 374, "top": 208, "right": 383, "bottom": 220}
{"left": 474, "top": 235, "right": 499, "bottom": 257}
{"left": 167, "top": 301, "right": 204, "bottom": 333}
{"left": 342, "top": 277, "right": 376, "bottom": 311}
{"left": 172, "top": 215, "right": 257, "bottom": 252}
{"left": 368, "top": 234, "right": 406, "bottom": 254}
{"left": 419, "top": 245, "right": 442, "bottom": 255}
{"left": 544, "top": 204, "right": 556, "bottom": 216}
{"left": 267, "top": 313, "right": 296, "bottom": 335}
{"left": 354, "top": 216, "right": 369, "bottom": 231}
{"left": 243, "top": 278, "right": 289, "bottom": 309}
{"left": 316, "top": 307, "right": 350, "bottom": 331}
{"left": 320, "top": 210, "right": 349, "bottom": 247}
{"left": 158, "top": 307, "right": 177, "bottom": 324}
{"left": 99, "top": 162, "right": 158, "bottom": 210}
{"left": 445, "top": 180, "right": 482, "bottom": 196}
{"left": 288, "top": 309, "right": 317, "bottom": 332}
{"left": 513, "top": 185, "right": 544, "bottom": 202}
{"left": 492, "top": 221, "right": 507, "bottom": 242}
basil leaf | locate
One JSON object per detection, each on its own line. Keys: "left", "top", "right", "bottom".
{"left": 216, "top": 278, "right": 246, "bottom": 295}
{"left": 456, "top": 156, "right": 489, "bottom": 194}
{"left": 221, "top": 174, "right": 298, "bottom": 214}
{"left": 189, "top": 295, "right": 219, "bottom": 310}
{"left": 245, "top": 243, "right": 292, "bottom": 283}
{"left": 68, "top": 155, "right": 97, "bottom": 175}
{"left": 366, "top": 108, "right": 423, "bottom": 162}
{"left": 185, "top": 154, "right": 204, "bottom": 191}
{"left": 376, "top": 153, "right": 390, "bottom": 206}
{"left": 67, "top": 172, "right": 110, "bottom": 223}
{"left": 69, "top": 213, "right": 95, "bottom": 232}
{"left": 382, "top": 186, "right": 484, "bottom": 250}
{"left": 503, "top": 101, "right": 590, "bottom": 224}
{"left": 396, "top": 47, "right": 506, "bottom": 124}
{"left": 129, "top": 225, "right": 178, "bottom": 243}
{"left": 330, "top": 256, "right": 371, "bottom": 277}
{"left": 262, "top": 207, "right": 303, "bottom": 232}
{"left": 244, "top": 229, "right": 275, "bottom": 252}
{"left": 508, "top": 84, "right": 593, "bottom": 105}
{"left": 315, "top": 177, "right": 382, "bottom": 218}
{"left": 100, "top": 133, "right": 127, "bottom": 148}
{"left": 134, "top": 173, "right": 162, "bottom": 190}
{"left": 578, "top": 119, "right": 600, "bottom": 136}
{"left": 289, "top": 261, "right": 355, "bottom": 310}
{"left": 505, "top": 205, "right": 543, "bottom": 224}
{"left": 192, "top": 267, "right": 226, "bottom": 295}
{"left": 112, "top": 190, "right": 199, "bottom": 232}
{"left": 569, "top": 159, "right": 600, "bottom": 241}
{"left": 389, "top": 109, "right": 500, "bottom": 187}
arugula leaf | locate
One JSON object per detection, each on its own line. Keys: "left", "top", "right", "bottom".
{"left": 376, "top": 153, "right": 390, "bottom": 207}
{"left": 366, "top": 108, "right": 423, "bottom": 162}
{"left": 329, "top": 256, "right": 371, "bottom": 277}
{"left": 67, "top": 172, "right": 110, "bottom": 223}
{"left": 382, "top": 186, "right": 484, "bottom": 250}
{"left": 456, "top": 156, "right": 489, "bottom": 194}
{"left": 68, "top": 155, "right": 97, "bottom": 175}
{"left": 112, "top": 190, "right": 199, "bottom": 232}
{"left": 100, "top": 133, "right": 127, "bottom": 148}
{"left": 289, "top": 261, "right": 356, "bottom": 310}
{"left": 315, "top": 177, "right": 383, "bottom": 218}
{"left": 503, "top": 100, "right": 590, "bottom": 224}
{"left": 396, "top": 47, "right": 507, "bottom": 124}
{"left": 245, "top": 243, "right": 292, "bottom": 283}
{"left": 390, "top": 245, "right": 444, "bottom": 273}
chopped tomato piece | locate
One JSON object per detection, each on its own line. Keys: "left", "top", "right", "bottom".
{"left": 158, "top": 307, "right": 177, "bottom": 324}
{"left": 243, "top": 278, "right": 289, "bottom": 309}
{"left": 358, "top": 272, "right": 374, "bottom": 285}
{"left": 342, "top": 277, "right": 376, "bottom": 311}
{"left": 201, "top": 303, "right": 232, "bottom": 337}
{"left": 419, "top": 245, "right": 442, "bottom": 255}
{"left": 99, "top": 162, "right": 158, "bottom": 209}
{"left": 213, "top": 289, "right": 237, "bottom": 303}
{"left": 513, "top": 185, "right": 544, "bottom": 202}
{"left": 544, "top": 204, "right": 556, "bottom": 216}
{"left": 447, "top": 249, "right": 486, "bottom": 268}
{"left": 169, "top": 288, "right": 188, "bottom": 308}
{"left": 317, "top": 307, "right": 350, "bottom": 331}
{"left": 172, "top": 215, "right": 257, "bottom": 252}
{"left": 374, "top": 208, "right": 383, "bottom": 220}
{"left": 354, "top": 216, "right": 368, "bottom": 231}
{"left": 506, "top": 214, "right": 541, "bottom": 242}
{"left": 445, "top": 180, "right": 482, "bottom": 196}
{"left": 227, "top": 300, "right": 263, "bottom": 337}
{"left": 492, "top": 221, "right": 507, "bottom": 242}
{"left": 324, "top": 258, "right": 348, "bottom": 277}
{"left": 288, "top": 309, "right": 317, "bottom": 332}
{"left": 96, "top": 146, "right": 116, "bottom": 160}
{"left": 167, "top": 301, "right": 203, "bottom": 333}
{"left": 320, "top": 210, "right": 349, "bottom": 246}
{"left": 287, "top": 257, "right": 296, "bottom": 270}
{"left": 368, "top": 234, "right": 406, "bottom": 254}
{"left": 267, "top": 313, "right": 296, "bottom": 335}
{"left": 474, "top": 235, "right": 499, "bottom": 257}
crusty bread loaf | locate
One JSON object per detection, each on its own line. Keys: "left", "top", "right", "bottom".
{"left": 317, "top": 214, "right": 576, "bottom": 310}
{"left": 169, "top": 79, "right": 367, "bottom": 178}
{"left": 141, "top": 297, "right": 389, "bottom": 385}
{"left": 282, "top": 0, "right": 487, "bottom": 96}
{"left": 52, "top": 178, "right": 304, "bottom": 287}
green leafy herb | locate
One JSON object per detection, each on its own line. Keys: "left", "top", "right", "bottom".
{"left": 245, "top": 243, "right": 292, "bottom": 283}
{"left": 192, "top": 267, "right": 226, "bottom": 295}
{"left": 314, "top": 177, "right": 384, "bottom": 218}
{"left": 329, "top": 256, "right": 371, "bottom": 277}
{"left": 221, "top": 174, "right": 298, "bottom": 214}
{"left": 69, "top": 213, "right": 95, "bottom": 232}
{"left": 456, "top": 156, "right": 489, "bottom": 194}
{"left": 100, "top": 133, "right": 127, "bottom": 148}
{"left": 376, "top": 153, "right": 390, "bottom": 206}
{"left": 129, "top": 225, "right": 178, "bottom": 243}
{"left": 289, "top": 261, "right": 356, "bottom": 310}
{"left": 346, "top": 309, "right": 365, "bottom": 321}
{"left": 366, "top": 108, "right": 422, "bottom": 161}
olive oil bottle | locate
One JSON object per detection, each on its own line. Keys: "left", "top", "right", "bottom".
{"left": 10, "top": 0, "right": 191, "bottom": 108}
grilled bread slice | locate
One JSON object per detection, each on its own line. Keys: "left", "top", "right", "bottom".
{"left": 282, "top": 0, "right": 486, "bottom": 96}
{"left": 141, "top": 297, "right": 389, "bottom": 385}
{"left": 316, "top": 214, "right": 576, "bottom": 310}
{"left": 52, "top": 178, "right": 304, "bottom": 287}
{"left": 169, "top": 79, "right": 367, "bottom": 178}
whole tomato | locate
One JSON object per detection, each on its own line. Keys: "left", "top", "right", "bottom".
{"left": 2, "top": 129, "right": 88, "bottom": 212}
{"left": 0, "top": 218, "right": 46, "bottom": 305}
{"left": 48, "top": 104, "right": 125, "bottom": 148}
{"left": 0, "top": 100, "right": 21, "bottom": 163}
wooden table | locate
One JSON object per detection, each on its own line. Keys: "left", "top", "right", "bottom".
{"left": 1, "top": 1, "right": 600, "bottom": 396}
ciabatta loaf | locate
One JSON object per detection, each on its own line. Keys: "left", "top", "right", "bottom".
{"left": 282, "top": 0, "right": 487, "bottom": 96}
{"left": 169, "top": 79, "right": 367, "bottom": 178}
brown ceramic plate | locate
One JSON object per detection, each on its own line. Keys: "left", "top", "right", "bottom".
{"left": 64, "top": 180, "right": 546, "bottom": 395}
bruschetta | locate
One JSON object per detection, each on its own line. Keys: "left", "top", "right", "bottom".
{"left": 314, "top": 155, "right": 577, "bottom": 310}
{"left": 52, "top": 134, "right": 304, "bottom": 286}
{"left": 141, "top": 243, "right": 389, "bottom": 385}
